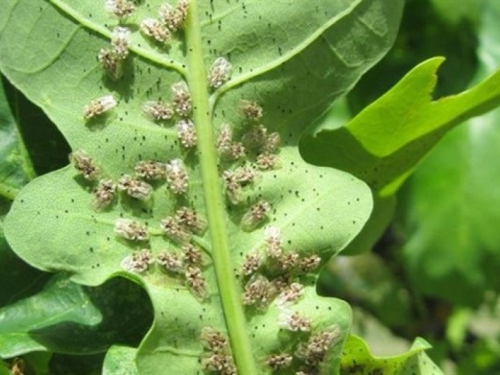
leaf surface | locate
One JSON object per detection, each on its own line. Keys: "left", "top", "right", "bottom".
{"left": 0, "top": 0, "right": 403, "bottom": 372}
{"left": 103, "top": 346, "right": 139, "bottom": 375}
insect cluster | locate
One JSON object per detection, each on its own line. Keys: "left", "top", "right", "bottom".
{"left": 70, "top": 1, "right": 342, "bottom": 373}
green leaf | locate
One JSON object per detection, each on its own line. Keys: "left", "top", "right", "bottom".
{"left": 0, "top": 77, "right": 35, "bottom": 200}
{"left": 303, "top": 98, "right": 398, "bottom": 256}
{"left": 0, "top": 220, "right": 51, "bottom": 308}
{"left": 1, "top": 77, "right": 71, "bottom": 176}
{"left": 399, "top": 1, "right": 500, "bottom": 307}
{"left": 0, "top": 0, "right": 402, "bottom": 372}
{"left": 23, "top": 352, "right": 51, "bottom": 375}
{"left": 0, "top": 274, "right": 152, "bottom": 358}
{"left": 103, "top": 346, "right": 139, "bottom": 375}
{"left": 430, "top": 0, "right": 479, "bottom": 27}
{"left": 301, "top": 57, "right": 500, "bottom": 195}
{"left": 340, "top": 335, "right": 443, "bottom": 375}
{"left": 0, "top": 362, "right": 9, "bottom": 375}
{"left": 340, "top": 193, "right": 396, "bottom": 255}
{"left": 320, "top": 252, "right": 412, "bottom": 329}
{"left": 349, "top": 307, "right": 411, "bottom": 357}
{"left": 0, "top": 76, "right": 54, "bottom": 313}
{"left": 136, "top": 283, "right": 352, "bottom": 374}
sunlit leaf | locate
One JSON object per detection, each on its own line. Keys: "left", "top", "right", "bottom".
{"left": 301, "top": 57, "right": 500, "bottom": 195}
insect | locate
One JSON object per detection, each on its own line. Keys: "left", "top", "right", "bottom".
{"left": 83, "top": 95, "right": 117, "bottom": 119}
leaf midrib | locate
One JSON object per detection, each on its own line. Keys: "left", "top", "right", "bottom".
{"left": 185, "top": 1, "right": 257, "bottom": 373}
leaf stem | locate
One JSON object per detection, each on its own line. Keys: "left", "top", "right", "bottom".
{"left": 184, "top": 2, "right": 257, "bottom": 374}
{"left": 11, "top": 89, "right": 37, "bottom": 181}
{"left": 0, "top": 182, "right": 19, "bottom": 201}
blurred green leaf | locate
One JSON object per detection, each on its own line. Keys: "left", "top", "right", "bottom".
{"left": 0, "top": 274, "right": 152, "bottom": 358}
{"left": 350, "top": 307, "right": 410, "bottom": 357}
{"left": 446, "top": 308, "right": 471, "bottom": 350}
{"left": 301, "top": 56, "right": 500, "bottom": 196}
{"left": 23, "top": 352, "right": 51, "bottom": 375}
{"left": 0, "top": 361, "right": 9, "bottom": 375}
{"left": 399, "top": 1, "right": 500, "bottom": 306}
{"left": 1, "top": 77, "right": 70, "bottom": 176}
{"left": 0, "top": 275, "right": 98, "bottom": 357}
{"left": 0, "top": 77, "right": 34, "bottom": 200}
{"left": 340, "top": 335, "right": 443, "bottom": 374}
{"left": 320, "top": 252, "right": 412, "bottom": 328}
{"left": 456, "top": 338, "right": 500, "bottom": 375}
{"left": 347, "top": 0, "right": 479, "bottom": 114}
{"left": 430, "top": 0, "right": 480, "bottom": 27}
{"left": 0, "top": 220, "right": 51, "bottom": 308}
{"left": 48, "top": 352, "right": 103, "bottom": 375}
{"left": 0, "top": 75, "right": 53, "bottom": 309}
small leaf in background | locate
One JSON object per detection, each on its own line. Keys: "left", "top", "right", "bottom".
{"left": 319, "top": 252, "right": 412, "bottom": 329}
{"left": 349, "top": 307, "right": 410, "bottom": 357}
{"left": 0, "top": 274, "right": 152, "bottom": 358}
{"left": 301, "top": 56, "right": 500, "bottom": 195}
{"left": 398, "top": 0, "right": 500, "bottom": 307}
{"left": 340, "top": 335, "right": 443, "bottom": 375}
{"left": 430, "top": 0, "right": 479, "bottom": 27}
{"left": 0, "top": 362, "right": 10, "bottom": 375}
{"left": 0, "top": 222, "right": 51, "bottom": 308}
{"left": 347, "top": 0, "right": 479, "bottom": 112}
{"left": 1, "top": 77, "right": 70, "bottom": 176}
